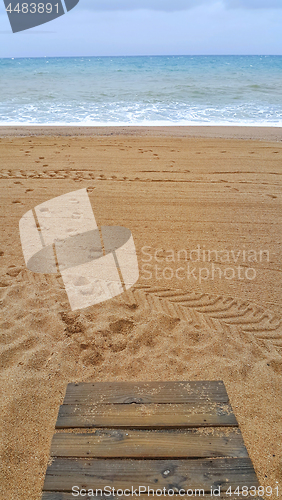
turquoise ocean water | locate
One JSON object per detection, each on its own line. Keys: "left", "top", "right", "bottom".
{"left": 0, "top": 55, "right": 282, "bottom": 125}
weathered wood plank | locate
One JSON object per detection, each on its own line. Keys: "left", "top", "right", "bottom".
{"left": 50, "top": 429, "right": 248, "bottom": 459}
{"left": 43, "top": 457, "right": 259, "bottom": 493}
{"left": 62, "top": 381, "right": 229, "bottom": 405}
{"left": 56, "top": 403, "right": 238, "bottom": 429}
{"left": 42, "top": 494, "right": 263, "bottom": 500}
{"left": 42, "top": 495, "right": 72, "bottom": 500}
{"left": 43, "top": 381, "right": 262, "bottom": 500}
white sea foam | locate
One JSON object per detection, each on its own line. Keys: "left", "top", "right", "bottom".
{"left": 1, "top": 55, "right": 282, "bottom": 125}
{"left": 1, "top": 120, "right": 281, "bottom": 127}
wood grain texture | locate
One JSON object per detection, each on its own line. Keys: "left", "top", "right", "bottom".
{"left": 50, "top": 429, "right": 248, "bottom": 459}
{"left": 43, "top": 457, "right": 259, "bottom": 492}
{"left": 56, "top": 402, "right": 238, "bottom": 429}
{"left": 42, "top": 381, "right": 261, "bottom": 499}
{"left": 62, "top": 381, "right": 229, "bottom": 405}
{"left": 42, "top": 495, "right": 263, "bottom": 500}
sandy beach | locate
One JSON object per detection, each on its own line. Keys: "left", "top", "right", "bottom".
{"left": 0, "top": 126, "right": 281, "bottom": 500}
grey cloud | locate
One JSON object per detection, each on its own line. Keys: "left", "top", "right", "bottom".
{"left": 80, "top": 0, "right": 282, "bottom": 10}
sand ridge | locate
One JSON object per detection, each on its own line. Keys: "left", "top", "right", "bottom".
{"left": 0, "top": 130, "right": 281, "bottom": 499}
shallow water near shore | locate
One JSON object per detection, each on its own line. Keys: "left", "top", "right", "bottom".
{"left": 1, "top": 55, "right": 282, "bottom": 125}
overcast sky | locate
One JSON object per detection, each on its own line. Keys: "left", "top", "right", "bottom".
{"left": 0, "top": 0, "right": 281, "bottom": 57}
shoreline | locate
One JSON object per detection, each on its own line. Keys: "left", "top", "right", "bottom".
{"left": 0, "top": 125, "right": 282, "bottom": 141}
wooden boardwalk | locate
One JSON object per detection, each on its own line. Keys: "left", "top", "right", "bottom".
{"left": 42, "top": 381, "right": 262, "bottom": 499}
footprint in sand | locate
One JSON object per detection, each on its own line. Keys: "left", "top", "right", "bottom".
{"left": 0, "top": 337, "right": 39, "bottom": 369}
{"left": 72, "top": 211, "right": 83, "bottom": 220}
{"left": 39, "top": 207, "right": 51, "bottom": 215}
{"left": 109, "top": 319, "right": 134, "bottom": 335}
{"left": 81, "top": 348, "right": 104, "bottom": 367}
{"left": 6, "top": 266, "right": 22, "bottom": 277}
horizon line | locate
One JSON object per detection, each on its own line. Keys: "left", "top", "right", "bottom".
{"left": 1, "top": 54, "right": 282, "bottom": 59}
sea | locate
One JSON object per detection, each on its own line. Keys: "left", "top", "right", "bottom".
{"left": 0, "top": 55, "right": 282, "bottom": 126}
